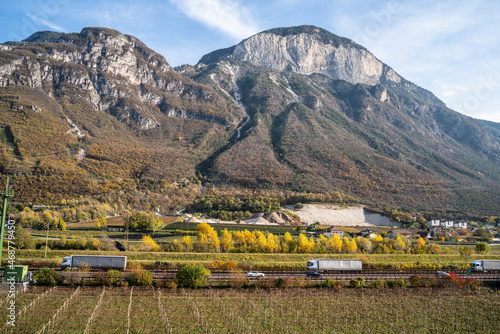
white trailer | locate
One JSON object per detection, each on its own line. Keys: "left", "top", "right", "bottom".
{"left": 307, "top": 259, "right": 362, "bottom": 273}
{"left": 61, "top": 255, "right": 127, "bottom": 270}
{"left": 470, "top": 260, "right": 500, "bottom": 272}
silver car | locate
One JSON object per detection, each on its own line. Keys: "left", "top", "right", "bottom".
{"left": 246, "top": 271, "right": 265, "bottom": 277}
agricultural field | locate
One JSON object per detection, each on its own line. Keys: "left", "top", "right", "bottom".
{"left": 0, "top": 287, "right": 499, "bottom": 333}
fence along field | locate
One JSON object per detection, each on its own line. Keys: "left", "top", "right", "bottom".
{"left": 1, "top": 286, "right": 499, "bottom": 333}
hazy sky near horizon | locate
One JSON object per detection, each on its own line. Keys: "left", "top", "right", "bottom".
{"left": 1, "top": 0, "right": 499, "bottom": 122}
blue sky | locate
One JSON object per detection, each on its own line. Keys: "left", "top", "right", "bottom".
{"left": 1, "top": 0, "right": 499, "bottom": 122}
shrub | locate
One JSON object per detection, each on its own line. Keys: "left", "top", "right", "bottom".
{"left": 211, "top": 260, "right": 239, "bottom": 271}
{"left": 293, "top": 277, "right": 307, "bottom": 288}
{"left": 164, "top": 281, "right": 177, "bottom": 289}
{"left": 275, "top": 277, "right": 293, "bottom": 289}
{"left": 369, "top": 280, "right": 385, "bottom": 288}
{"left": 323, "top": 278, "right": 342, "bottom": 289}
{"left": 409, "top": 275, "right": 422, "bottom": 288}
{"left": 108, "top": 270, "right": 123, "bottom": 286}
{"left": 175, "top": 265, "right": 211, "bottom": 289}
{"left": 33, "top": 267, "right": 64, "bottom": 286}
{"left": 127, "top": 265, "right": 153, "bottom": 286}
{"left": 385, "top": 277, "right": 406, "bottom": 288}
{"left": 349, "top": 276, "right": 365, "bottom": 288}
{"left": 475, "top": 242, "right": 490, "bottom": 254}
{"left": 92, "top": 271, "right": 109, "bottom": 286}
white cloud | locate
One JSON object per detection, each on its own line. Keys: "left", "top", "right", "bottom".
{"left": 26, "top": 12, "right": 65, "bottom": 32}
{"left": 170, "top": 0, "right": 259, "bottom": 40}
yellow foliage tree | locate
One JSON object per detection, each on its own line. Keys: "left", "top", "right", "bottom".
{"left": 394, "top": 235, "right": 407, "bottom": 253}
{"left": 196, "top": 222, "right": 219, "bottom": 251}
{"left": 417, "top": 236, "right": 426, "bottom": 247}
{"left": 283, "top": 231, "right": 297, "bottom": 253}
{"left": 244, "top": 230, "right": 256, "bottom": 245}
{"left": 181, "top": 235, "right": 193, "bottom": 251}
{"left": 327, "top": 234, "right": 343, "bottom": 253}
{"left": 141, "top": 235, "right": 160, "bottom": 252}
{"left": 342, "top": 237, "right": 358, "bottom": 254}
{"left": 255, "top": 231, "right": 267, "bottom": 252}
{"left": 298, "top": 234, "right": 315, "bottom": 253}
{"left": 265, "top": 232, "right": 279, "bottom": 253}
{"left": 95, "top": 216, "right": 107, "bottom": 230}
{"left": 220, "top": 228, "right": 233, "bottom": 252}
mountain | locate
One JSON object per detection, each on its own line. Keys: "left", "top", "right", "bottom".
{"left": 1, "top": 25, "right": 499, "bottom": 216}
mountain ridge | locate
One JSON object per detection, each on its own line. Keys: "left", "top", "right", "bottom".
{"left": 1, "top": 25, "right": 499, "bottom": 216}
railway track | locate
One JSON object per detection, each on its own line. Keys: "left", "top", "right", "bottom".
{"left": 9, "top": 268, "right": 498, "bottom": 283}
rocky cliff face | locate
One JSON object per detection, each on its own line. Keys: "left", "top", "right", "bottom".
{"left": 200, "top": 26, "right": 444, "bottom": 107}
{"left": 0, "top": 27, "right": 239, "bottom": 129}
{"left": 198, "top": 25, "right": 500, "bottom": 159}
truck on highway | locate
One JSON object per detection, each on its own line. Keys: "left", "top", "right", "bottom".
{"left": 469, "top": 260, "right": 500, "bottom": 272}
{"left": 307, "top": 259, "right": 362, "bottom": 275}
{"left": 61, "top": 255, "right": 127, "bottom": 270}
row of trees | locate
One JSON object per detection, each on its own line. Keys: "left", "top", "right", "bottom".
{"left": 16, "top": 208, "right": 66, "bottom": 230}
{"left": 15, "top": 203, "right": 115, "bottom": 227}
{"left": 163, "top": 223, "right": 445, "bottom": 255}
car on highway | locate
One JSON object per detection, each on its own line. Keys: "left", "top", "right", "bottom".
{"left": 246, "top": 271, "right": 265, "bottom": 277}
{"left": 435, "top": 271, "right": 450, "bottom": 277}
{"left": 306, "top": 271, "right": 322, "bottom": 277}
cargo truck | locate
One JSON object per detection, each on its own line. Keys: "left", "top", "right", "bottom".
{"left": 307, "top": 259, "right": 362, "bottom": 275}
{"left": 469, "top": 260, "right": 500, "bottom": 272}
{"left": 61, "top": 255, "right": 127, "bottom": 270}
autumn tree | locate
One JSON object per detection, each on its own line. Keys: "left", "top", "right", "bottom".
{"left": 283, "top": 232, "right": 297, "bottom": 253}
{"left": 196, "top": 222, "right": 220, "bottom": 251}
{"left": 255, "top": 231, "right": 267, "bottom": 252}
{"left": 342, "top": 237, "right": 358, "bottom": 254}
{"left": 265, "top": 232, "right": 279, "bottom": 253}
{"left": 181, "top": 235, "right": 194, "bottom": 251}
{"left": 394, "top": 235, "right": 407, "bottom": 253}
{"left": 140, "top": 235, "right": 160, "bottom": 252}
{"left": 220, "top": 228, "right": 233, "bottom": 252}
{"left": 55, "top": 218, "right": 66, "bottom": 231}
{"left": 95, "top": 216, "right": 107, "bottom": 230}
{"left": 355, "top": 237, "right": 373, "bottom": 253}
{"left": 326, "top": 234, "right": 343, "bottom": 253}
{"left": 475, "top": 242, "right": 490, "bottom": 254}
{"left": 458, "top": 245, "right": 474, "bottom": 260}
{"left": 129, "top": 211, "right": 161, "bottom": 231}
{"left": 17, "top": 207, "right": 40, "bottom": 227}
{"left": 298, "top": 234, "right": 315, "bottom": 253}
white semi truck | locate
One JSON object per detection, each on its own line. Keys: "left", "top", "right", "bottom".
{"left": 307, "top": 259, "right": 362, "bottom": 274}
{"left": 470, "top": 260, "right": 500, "bottom": 272}
{"left": 61, "top": 255, "right": 127, "bottom": 270}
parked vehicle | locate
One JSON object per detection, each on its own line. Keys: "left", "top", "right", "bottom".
{"left": 246, "top": 271, "right": 265, "bottom": 277}
{"left": 470, "top": 260, "right": 500, "bottom": 272}
{"left": 61, "top": 255, "right": 127, "bottom": 270}
{"left": 307, "top": 259, "right": 362, "bottom": 274}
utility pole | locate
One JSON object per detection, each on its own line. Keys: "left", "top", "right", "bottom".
{"left": 44, "top": 221, "right": 50, "bottom": 258}
{"left": 0, "top": 177, "right": 14, "bottom": 265}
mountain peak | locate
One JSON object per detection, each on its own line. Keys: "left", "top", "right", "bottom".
{"left": 199, "top": 25, "right": 399, "bottom": 86}
{"left": 262, "top": 25, "right": 366, "bottom": 50}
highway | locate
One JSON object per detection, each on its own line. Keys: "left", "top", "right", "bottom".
{"left": 49, "top": 268, "right": 500, "bottom": 284}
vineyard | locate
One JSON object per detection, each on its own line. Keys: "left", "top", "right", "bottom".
{"left": 0, "top": 286, "right": 499, "bottom": 333}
